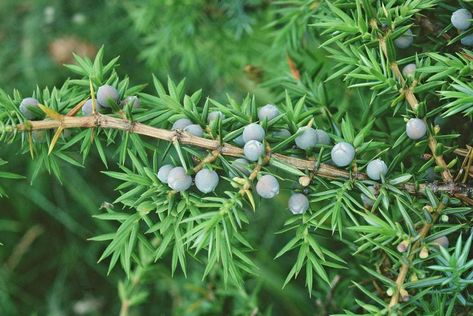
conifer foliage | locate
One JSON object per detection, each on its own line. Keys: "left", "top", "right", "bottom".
{"left": 1, "top": 0, "right": 473, "bottom": 315}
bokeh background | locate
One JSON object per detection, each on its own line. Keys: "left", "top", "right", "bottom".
{"left": 0, "top": 1, "right": 352, "bottom": 315}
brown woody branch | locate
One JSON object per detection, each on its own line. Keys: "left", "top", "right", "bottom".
{"left": 6, "top": 114, "right": 472, "bottom": 200}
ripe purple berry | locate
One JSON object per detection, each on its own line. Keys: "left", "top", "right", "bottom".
{"left": 366, "top": 159, "right": 388, "bottom": 180}
{"left": 406, "top": 118, "right": 427, "bottom": 140}
{"left": 394, "top": 29, "right": 413, "bottom": 49}
{"left": 207, "top": 111, "right": 224, "bottom": 122}
{"left": 242, "top": 123, "right": 265, "bottom": 143}
{"left": 19, "top": 97, "right": 40, "bottom": 120}
{"left": 258, "top": 104, "right": 280, "bottom": 121}
{"left": 157, "top": 164, "right": 174, "bottom": 184}
{"left": 256, "top": 175, "right": 280, "bottom": 199}
{"left": 97, "top": 85, "right": 119, "bottom": 107}
{"left": 402, "top": 63, "right": 416, "bottom": 77}
{"left": 82, "top": 99, "right": 102, "bottom": 116}
{"left": 184, "top": 124, "right": 203, "bottom": 137}
{"left": 121, "top": 96, "right": 140, "bottom": 108}
{"left": 331, "top": 142, "right": 355, "bottom": 167}
{"left": 451, "top": 9, "right": 472, "bottom": 31}
{"left": 195, "top": 169, "right": 219, "bottom": 193}
{"left": 167, "top": 167, "right": 192, "bottom": 192}
{"left": 244, "top": 140, "right": 264, "bottom": 161}
{"left": 172, "top": 118, "right": 192, "bottom": 130}
{"left": 230, "top": 158, "right": 251, "bottom": 177}
{"left": 288, "top": 193, "right": 309, "bottom": 214}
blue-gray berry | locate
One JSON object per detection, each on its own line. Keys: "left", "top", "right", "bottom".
{"left": 288, "top": 193, "right": 309, "bottom": 214}
{"left": 172, "top": 118, "right": 192, "bottom": 130}
{"left": 256, "top": 175, "right": 279, "bottom": 199}
{"left": 207, "top": 111, "right": 224, "bottom": 122}
{"left": 19, "top": 97, "right": 40, "bottom": 120}
{"left": 82, "top": 99, "right": 102, "bottom": 116}
{"left": 366, "top": 159, "right": 388, "bottom": 180}
{"left": 331, "top": 142, "right": 355, "bottom": 167}
{"left": 258, "top": 104, "right": 280, "bottom": 121}
{"left": 461, "top": 33, "right": 473, "bottom": 46}
{"left": 230, "top": 158, "right": 251, "bottom": 177}
{"left": 242, "top": 123, "right": 265, "bottom": 143}
{"left": 167, "top": 167, "right": 192, "bottom": 192}
{"left": 315, "top": 129, "right": 331, "bottom": 145}
{"left": 184, "top": 124, "right": 203, "bottom": 137}
{"left": 121, "top": 96, "right": 140, "bottom": 108}
{"left": 244, "top": 140, "right": 264, "bottom": 161}
{"left": 233, "top": 134, "right": 245, "bottom": 146}
{"left": 272, "top": 129, "right": 291, "bottom": 138}
{"left": 394, "top": 29, "right": 413, "bottom": 49}
{"left": 433, "top": 236, "right": 449, "bottom": 248}
{"left": 451, "top": 9, "right": 472, "bottom": 30}
{"left": 97, "top": 85, "right": 119, "bottom": 107}
{"left": 32, "top": 130, "right": 47, "bottom": 143}
{"left": 402, "top": 63, "right": 416, "bottom": 77}
{"left": 195, "top": 169, "right": 219, "bottom": 193}
{"left": 157, "top": 164, "right": 174, "bottom": 184}
{"left": 295, "top": 127, "right": 318, "bottom": 150}
{"left": 361, "top": 185, "right": 376, "bottom": 207}
{"left": 406, "top": 118, "right": 427, "bottom": 140}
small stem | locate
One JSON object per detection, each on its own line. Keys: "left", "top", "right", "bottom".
{"left": 388, "top": 203, "right": 445, "bottom": 309}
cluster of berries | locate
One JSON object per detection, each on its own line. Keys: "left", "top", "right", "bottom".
{"left": 158, "top": 165, "right": 219, "bottom": 194}
{"left": 82, "top": 85, "right": 140, "bottom": 116}
{"left": 394, "top": 8, "right": 473, "bottom": 51}
{"left": 451, "top": 8, "right": 473, "bottom": 46}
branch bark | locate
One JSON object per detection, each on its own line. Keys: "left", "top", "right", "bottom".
{"left": 5, "top": 114, "right": 472, "bottom": 201}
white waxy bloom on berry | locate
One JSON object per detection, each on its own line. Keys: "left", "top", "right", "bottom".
{"left": 406, "top": 118, "right": 427, "bottom": 140}
{"left": 195, "top": 169, "right": 219, "bottom": 193}
{"left": 256, "top": 175, "right": 280, "bottom": 199}
{"left": 288, "top": 193, "right": 309, "bottom": 214}
{"left": 244, "top": 140, "right": 264, "bottom": 161}
{"left": 451, "top": 8, "right": 472, "bottom": 30}
{"left": 366, "top": 159, "right": 388, "bottom": 180}
{"left": 258, "top": 104, "right": 280, "bottom": 121}
{"left": 394, "top": 29, "right": 413, "bottom": 49}
{"left": 242, "top": 123, "right": 265, "bottom": 143}
{"left": 167, "top": 167, "right": 192, "bottom": 192}
{"left": 157, "top": 164, "right": 174, "bottom": 184}
{"left": 331, "top": 142, "right": 355, "bottom": 167}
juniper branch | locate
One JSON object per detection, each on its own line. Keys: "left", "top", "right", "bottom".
{"left": 4, "top": 114, "right": 472, "bottom": 202}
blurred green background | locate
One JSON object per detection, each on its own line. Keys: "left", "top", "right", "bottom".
{"left": 0, "top": 1, "right": 356, "bottom": 315}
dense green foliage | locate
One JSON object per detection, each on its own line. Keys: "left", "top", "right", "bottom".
{"left": 0, "top": 1, "right": 473, "bottom": 315}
